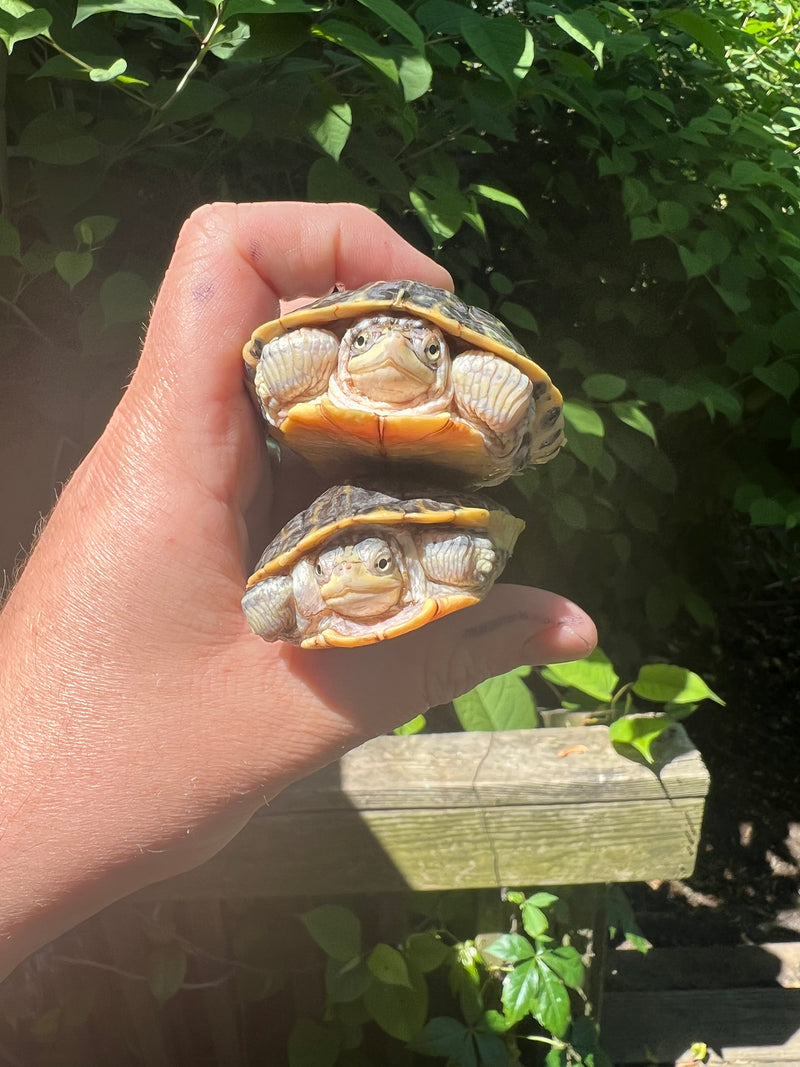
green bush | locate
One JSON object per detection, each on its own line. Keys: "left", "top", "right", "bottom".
{"left": 2, "top": 0, "right": 799, "bottom": 662}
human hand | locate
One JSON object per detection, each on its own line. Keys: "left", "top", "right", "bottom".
{"left": 0, "top": 203, "right": 596, "bottom": 976}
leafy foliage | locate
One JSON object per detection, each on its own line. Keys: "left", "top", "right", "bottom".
{"left": 293, "top": 889, "right": 608, "bottom": 1066}
{"left": 540, "top": 649, "right": 725, "bottom": 762}
{"left": 2, "top": 0, "right": 798, "bottom": 662}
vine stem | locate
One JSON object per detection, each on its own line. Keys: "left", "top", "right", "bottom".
{"left": 154, "top": 3, "right": 226, "bottom": 118}
{"left": 0, "top": 292, "right": 50, "bottom": 340}
{"left": 0, "top": 41, "right": 9, "bottom": 216}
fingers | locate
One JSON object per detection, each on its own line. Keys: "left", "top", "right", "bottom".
{"left": 279, "top": 584, "right": 597, "bottom": 739}
{"left": 138, "top": 202, "right": 452, "bottom": 416}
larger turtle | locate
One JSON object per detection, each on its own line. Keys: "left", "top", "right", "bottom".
{"left": 243, "top": 280, "right": 564, "bottom": 487}
{"left": 242, "top": 485, "right": 524, "bottom": 649}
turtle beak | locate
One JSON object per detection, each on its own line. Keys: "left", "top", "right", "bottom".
{"left": 320, "top": 558, "right": 403, "bottom": 619}
{"left": 348, "top": 333, "right": 436, "bottom": 403}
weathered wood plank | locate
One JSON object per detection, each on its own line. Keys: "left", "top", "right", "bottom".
{"left": 268, "top": 725, "right": 709, "bottom": 812}
{"left": 608, "top": 942, "right": 800, "bottom": 992}
{"left": 136, "top": 726, "right": 708, "bottom": 899}
{"left": 602, "top": 988, "right": 800, "bottom": 1064}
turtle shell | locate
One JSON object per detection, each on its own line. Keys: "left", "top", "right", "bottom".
{"left": 243, "top": 280, "right": 564, "bottom": 486}
{"left": 243, "top": 484, "right": 524, "bottom": 649}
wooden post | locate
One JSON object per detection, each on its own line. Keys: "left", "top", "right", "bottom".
{"left": 136, "top": 724, "right": 709, "bottom": 901}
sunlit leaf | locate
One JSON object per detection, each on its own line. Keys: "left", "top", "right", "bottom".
{"left": 367, "top": 943, "right": 411, "bottom": 987}
{"left": 308, "top": 102, "right": 352, "bottom": 161}
{"left": 608, "top": 714, "right": 675, "bottom": 764}
{"left": 453, "top": 666, "right": 537, "bottom": 732}
{"left": 74, "top": 0, "right": 190, "bottom": 23}
{"left": 540, "top": 649, "right": 619, "bottom": 704}
{"left": 633, "top": 664, "right": 725, "bottom": 706}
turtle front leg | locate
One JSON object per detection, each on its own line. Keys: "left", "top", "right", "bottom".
{"left": 451, "top": 351, "right": 533, "bottom": 446}
{"left": 253, "top": 328, "right": 340, "bottom": 424}
{"left": 417, "top": 532, "right": 502, "bottom": 592}
{"left": 242, "top": 575, "right": 299, "bottom": 643}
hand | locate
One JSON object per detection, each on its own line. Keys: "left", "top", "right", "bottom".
{"left": 0, "top": 202, "right": 596, "bottom": 977}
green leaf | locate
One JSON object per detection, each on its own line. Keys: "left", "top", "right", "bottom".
{"left": 483, "top": 933, "right": 534, "bottom": 965}
{"left": 659, "top": 8, "right": 727, "bottom": 63}
{"left": 499, "top": 301, "right": 538, "bottom": 333}
{"left": 74, "top": 0, "right": 190, "bottom": 24}
{"left": 474, "top": 1028, "right": 512, "bottom": 1067}
{"left": 325, "top": 956, "right": 372, "bottom": 1002}
{"left": 633, "top": 664, "right": 725, "bottom": 706}
{"left": 463, "top": 13, "right": 534, "bottom": 91}
{"left": 301, "top": 905, "right": 361, "bottom": 960}
{"left": 452, "top": 665, "right": 538, "bottom": 732}
{"left": 771, "top": 311, "right": 800, "bottom": 354}
{"left": 409, "top": 179, "right": 469, "bottom": 244}
{"left": 100, "top": 271, "right": 153, "bottom": 326}
{"left": 89, "top": 57, "right": 127, "bottom": 82}
{"left": 540, "top": 649, "right": 619, "bottom": 704}
{"left": 542, "top": 945, "right": 584, "bottom": 991}
{"left": 605, "top": 885, "right": 650, "bottom": 953}
{"left": 583, "top": 374, "right": 626, "bottom": 401}
{"left": 749, "top": 497, "right": 787, "bottom": 526}
{"left": 502, "top": 956, "right": 570, "bottom": 1035}
{"left": 367, "top": 944, "right": 411, "bottom": 987}
{"left": 55, "top": 250, "right": 93, "bottom": 288}
{"left": 364, "top": 961, "right": 428, "bottom": 1040}
{"left": 754, "top": 362, "right": 800, "bottom": 400}
{"left": 469, "top": 183, "right": 528, "bottom": 217}
{"left": 288, "top": 1018, "right": 341, "bottom": 1067}
{"left": 611, "top": 400, "right": 657, "bottom": 443}
{"left": 19, "top": 111, "right": 100, "bottom": 166}
{"left": 395, "top": 50, "right": 433, "bottom": 101}
{"left": 678, "top": 245, "right": 713, "bottom": 279}
{"left": 696, "top": 228, "right": 732, "bottom": 265}
{"left": 554, "top": 493, "right": 587, "bottom": 530}
{"left": 0, "top": 216, "right": 21, "bottom": 260}
{"left": 147, "top": 942, "right": 187, "bottom": 1003}
{"left": 307, "top": 158, "right": 380, "bottom": 209}
{"left": 0, "top": 5, "right": 51, "bottom": 51}
{"left": 308, "top": 102, "right": 352, "bottom": 161}
{"left": 75, "top": 215, "right": 118, "bottom": 246}
{"left": 394, "top": 713, "right": 427, "bottom": 735}
{"left": 554, "top": 10, "right": 605, "bottom": 66}
{"left": 563, "top": 400, "right": 604, "bottom": 436}
{"left": 411, "top": 1017, "right": 471, "bottom": 1058}
{"left": 657, "top": 199, "right": 689, "bottom": 232}
{"left": 355, "top": 0, "right": 424, "bottom": 48}
{"left": 404, "top": 932, "right": 449, "bottom": 973}
{"left": 519, "top": 904, "right": 548, "bottom": 939}
{"left": 608, "top": 714, "right": 675, "bottom": 764}
{"left": 312, "top": 19, "right": 399, "bottom": 86}
{"left": 621, "top": 177, "right": 656, "bottom": 217}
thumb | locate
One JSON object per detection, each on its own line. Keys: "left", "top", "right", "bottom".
{"left": 274, "top": 584, "right": 597, "bottom": 742}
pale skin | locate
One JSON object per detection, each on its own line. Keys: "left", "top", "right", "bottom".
{"left": 0, "top": 202, "right": 597, "bottom": 981}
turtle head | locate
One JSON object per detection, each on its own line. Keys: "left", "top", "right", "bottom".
{"left": 313, "top": 534, "right": 405, "bottom": 619}
{"left": 340, "top": 316, "right": 449, "bottom": 406}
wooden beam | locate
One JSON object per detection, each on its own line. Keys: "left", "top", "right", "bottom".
{"left": 136, "top": 725, "right": 709, "bottom": 900}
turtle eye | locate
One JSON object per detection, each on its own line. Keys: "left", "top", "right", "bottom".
{"left": 376, "top": 556, "right": 392, "bottom": 572}
{"left": 315, "top": 562, "right": 323, "bottom": 577}
{"left": 426, "top": 341, "right": 440, "bottom": 361}
{"left": 354, "top": 333, "right": 368, "bottom": 348}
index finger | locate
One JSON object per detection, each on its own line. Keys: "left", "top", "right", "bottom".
{"left": 138, "top": 202, "right": 453, "bottom": 416}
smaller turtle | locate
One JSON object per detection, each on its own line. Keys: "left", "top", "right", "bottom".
{"left": 243, "top": 280, "right": 564, "bottom": 487}
{"left": 242, "top": 485, "right": 524, "bottom": 649}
